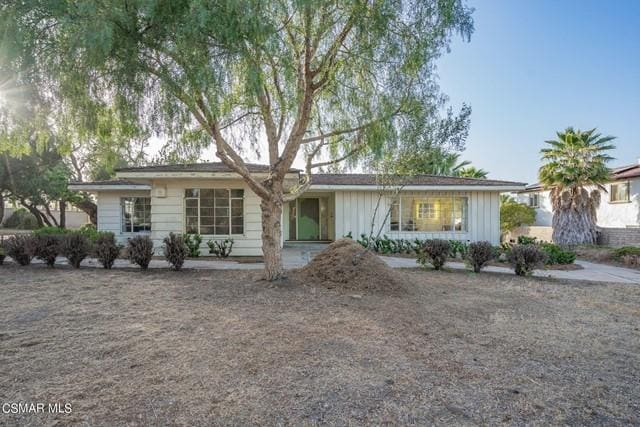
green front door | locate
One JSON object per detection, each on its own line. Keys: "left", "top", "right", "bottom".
{"left": 298, "top": 198, "right": 320, "bottom": 240}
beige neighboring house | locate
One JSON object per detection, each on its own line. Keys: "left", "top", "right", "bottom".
{"left": 68, "top": 163, "right": 525, "bottom": 256}
{"left": 515, "top": 160, "right": 640, "bottom": 246}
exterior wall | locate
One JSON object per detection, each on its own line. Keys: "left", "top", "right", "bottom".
{"left": 504, "top": 225, "right": 553, "bottom": 243}
{"left": 598, "top": 227, "right": 640, "bottom": 247}
{"left": 149, "top": 178, "right": 263, "bottom": 256}
{"left": 333, "top": 190, "right": 502, "bottom": 245}
{"left": 1, "top": 207, "right": 89, "bottom": 228}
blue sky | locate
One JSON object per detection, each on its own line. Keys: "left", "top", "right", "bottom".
{"left": 437, "top": 0, "right": 640, "bottom": 183}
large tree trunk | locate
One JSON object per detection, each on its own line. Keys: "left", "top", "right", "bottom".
{"left": 260, "top": 195, "right": 284, "bottom": 281}
{"left": 59, "top": 200, "right": 66, "bottom": 228}
{"left": 551, "top": 187, "right": 600, "bottom": 245}
{"left": 0, "top": 192, "right": 4, "bottom": 225}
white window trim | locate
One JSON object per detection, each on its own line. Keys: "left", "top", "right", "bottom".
{"left": 609, "top": 181, "right": 631, "bottom": 204}
{"left": 120, "top": 197, "right": 152, "bottom": 234}
{"left": 389, "top": 195, "right": 469, "bottom": 233}
{"left": 528, "top": 193, "right": 540, "bottom": 208}
{"left": 184, "top": 188, "right": 246, "bottom": 236}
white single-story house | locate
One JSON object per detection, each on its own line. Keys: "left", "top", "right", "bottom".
{"left": 69, "top": 163, "right": 526, "bottom": 256}
{"left": 515, "top": 160, "right": 640, "bottom": 246}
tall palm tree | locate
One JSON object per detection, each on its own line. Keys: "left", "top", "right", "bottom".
{"left": 457, "top": 166, "right": 488, "bottom": 179}
{"left": 539, "top": 127, "right": 616, "bottom": 245}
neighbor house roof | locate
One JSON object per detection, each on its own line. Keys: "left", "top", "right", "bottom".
{"left": 311, "top": 173, "right": 525, "bottom": 187}
{"left": 115, "top": 162, "right": 299, "bottom": 174}
{"left": 520, "top": 162, "right": 640, "bottom": 193}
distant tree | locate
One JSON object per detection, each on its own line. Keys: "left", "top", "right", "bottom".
{"left": 457, "top": 166, "right": 487, "bottom": 178}
{"left": 539, "top": 128, "right": 615, "bottom": 245}
{"left": 3, "top": 0, "right": 474, "bottom": 279}
{"left": 500, "top": 196, "right": 535, "bottom": 235}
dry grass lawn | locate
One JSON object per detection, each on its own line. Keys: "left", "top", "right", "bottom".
{"left": 1, "top": 264, "right": 639, "bottom": 425}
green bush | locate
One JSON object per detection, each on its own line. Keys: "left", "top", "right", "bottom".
{"left": 0, "top": 243, "right": 6, "bottom": 265}
{"left": 127, "top": 235, "right": 154, "bottom": 270}
{"left": 59, "top": 232, "right": 92, "bottom": 268}
{"left": 508, "top": 244, "right": 547, "bottom": 276}
{"left": 2, "top": 208, "right": 39, "bottom": 229}
{"left": 500, "top": 201, "right": 536, "bottom": 234}
{"left": 207, "top": 238, "right": 234, "bottom": 258}
{"left": 467, "top": 241, "right": 494, "bottom": 273}
{"left": 33, "top": 226, "right": 68, "bottom": 236}
{"left": 4, "top": 235, "right": 37, "bottom": 265}
{"left": 541, "top": 243, "right": 576, "bottom": 265}
{"left": 94, "top": 233, "right": 121, "bottom": 269}
{"left": 612, "top": 246, "right": 640, "bottom": 259}
{"left": 164, "top": 233, "right": 188, "bottom": 270}
{"left": 184, "top": 233, "right": 202, "bottom": 257}
{"left": 355, "top": 235, "right": 423, "bottom": 255}
{"left": 417, "top": 239, "right": 450, "bottom": 270}
{"left": 517, "top": 235, "right": 538, "bottom": 245}
{"left": 449, "top": 240, "right": 468, "bottom": 258}
{"left": 33, "top": 234, "right": 61, "bottom": 267}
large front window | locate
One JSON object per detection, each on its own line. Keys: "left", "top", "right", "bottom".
{"left": 121, "top": 197, "right": 151, "bottom": 233}
{"left": 185, "top": 189, "right": 244, "bottom": 235}
{"left": 390, "top": 196, "right": 468, "bottom": 232}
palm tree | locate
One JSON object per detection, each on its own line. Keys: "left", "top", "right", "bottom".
{"left": 457, "top": 166, "right": 488, "bottom": 179}
{"left": 539, "top": 127, "right": 616, "bottom": 245}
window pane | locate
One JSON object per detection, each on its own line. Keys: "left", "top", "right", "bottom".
{"left": 214, "top": 189, "right": 229, "bottom": 198}
{"left": 231, "top": 216, "right": 243, "bottom": 226}
{"left": 230, "top": 189, "right": 244, "bottom": 198}
{"left": 185, "top": 189, "right": 199, "bottom": 198}
{"left": 390, "top": 200, "right": 399, "bottom": 231}
{"left": 186, "top": 217, "right": 199, "bottom": 234}
{"left": 200, "top": 197, "right": 215, "bottom": 208}
{"left": 201, "top": 225, "right": 215, "bottom": 235}
{"left": 231, "top": 225, "right": 244, "bottom": 235}
{"left": 121, "top": 198, "right": 133, "bottom": 233}
{"left": 185, "top": 198, "right": 198, "bottom": 208}
{"left": 200, "top": 189, "right": 215, "bottom": 199}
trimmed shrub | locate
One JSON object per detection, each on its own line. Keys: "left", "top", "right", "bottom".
{"left": 467, "top": 241, "right": 495, "bottom": 273}
{"left": 33, "top": 234, "right": 61, "bottom": 267}
{"left": 417, "top": 239, "right": 450, "bottom": 270}
{"left": 2, "top": 208, "right": 39, "bottom": 229}
{"left": 541, "top": 243, "right": 576, "bottom": 265}
{"left": 612, "top": 246, "right": 640, "bottom": 259}
{"left": 4, "top": 235, "right": 36, "bottom": 266}
{"left": 94, "top": 233, "right": 120, "bottom": 269}
{"left": 185, "top": 233, "right": 202, "bottom": 257}
{"left": 59, "top": 232, "right": 92, "bottom": 268}
{"left": 127, "top": 235, "right": 154, "bottom": 270}
{"left": 33, "top": 226, "right": 68, "bottom": 237}
{"left": 508, "top": 244, "right": 547, "bottom": 276}
{"left": 163, "top": 233, "right": 188, "bottom": 270}
{"left": 0, "top": 243, "right": 5, "bottom": 265}
{"left": 207, "top": 238, "right": 234, "bottom": 258}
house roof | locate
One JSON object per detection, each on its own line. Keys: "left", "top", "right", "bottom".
{"left": 115, "top": 162, "right": 299, "bottom": 174}
{"left": 310, "top": 173, "right": 526, "bottom": 187}
{"left": 68, "top": 180, "right": 152, "bottom": 191}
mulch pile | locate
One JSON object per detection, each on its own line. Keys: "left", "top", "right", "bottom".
{"left": 293, "top": 238, "right": 406, "bottom": 293}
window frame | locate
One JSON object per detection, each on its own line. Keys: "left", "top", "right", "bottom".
{"left": 389, "top": 195, "right": 469, "bottom": 233}
{"left": 528, "top": 193, "right": 540, "bottom": 208}
{"left": 609, "top": 181, "right": 630, "bottom": 204}
{"left": 184, "top": 188, "right": 245, "bottom": 236}
{"left": 120, "top": 197, "right": 152, "bottom": 234}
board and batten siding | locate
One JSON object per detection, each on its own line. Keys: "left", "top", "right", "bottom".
{"left": 96, "top": 190, "right": 152, "bottom": 246}
{"left": 333, "top": 190, "right": 501, "bottom": 244}
{"left": 149, "top": 178, "right": 263, "bottom": 256}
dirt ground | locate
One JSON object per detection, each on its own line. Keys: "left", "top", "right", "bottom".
{"left": 1, "top": 265, "right": 639, "bottom": 425}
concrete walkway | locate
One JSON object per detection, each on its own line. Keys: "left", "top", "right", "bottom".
{"left": 4, "top": 246, "right": 640, "bottom": 284}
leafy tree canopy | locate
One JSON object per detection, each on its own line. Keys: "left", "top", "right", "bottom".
{"left": 500, "top": 196, "right": 535, "bottom": 234}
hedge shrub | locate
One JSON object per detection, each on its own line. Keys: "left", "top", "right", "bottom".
{"left": 127, "top": 235, "right": 154, "bottom": 270}
{"left": 163, "top": 233, "right": 188, "bottom": 270}
{"left": 0, "top": 243, "right": 5, "bottom": 265}
{"left": 33, "top": 234, "right": 61, "bottom": 267}
{"left": 185, "top": 233, "right": 202, "bottom": 257}
{"left": 59, "top": 232, "right": 92, "bottom": 268}
{"left": 508, "top": 244, "right": 547, "bottom": 276}
{"left": 467, "top": 241, "right": 494, "bottom": 273}
{"left": 4, "top": 235, "right": 36, "bottom": 266}
{"left": 94, "top": 233, "right": 121, "bottom": 269}
{"left": 417, "top": 239, "right": 450, "bottom": 270}
{"left": 207, "top": 238, "right": 234, "bottom": 258}
{"left": 540, "top": 243, "right": 576, "bottom": 265}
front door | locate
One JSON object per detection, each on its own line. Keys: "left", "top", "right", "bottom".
{"left": 298, "top": 198, "right": 320, "bottom": 240}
